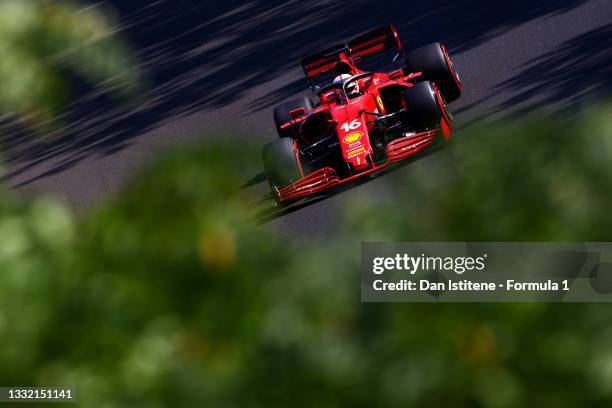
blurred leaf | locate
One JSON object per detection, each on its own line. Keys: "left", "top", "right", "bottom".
{"left": 0, "top": 0, "right": 139, "bottom": 126}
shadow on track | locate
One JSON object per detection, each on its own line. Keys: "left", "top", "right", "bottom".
{"left": 492, "top": 22, "right": 612, "bottom": 115}
{"left": 1, "top": 0, "right": 591, "bottom": 187}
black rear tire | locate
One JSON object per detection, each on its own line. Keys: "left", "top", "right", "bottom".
{"left": 402, "top": 81, "right": 452, "bottom": 130}
{"left": 273, "top": 97, "right": 314, "bottom": 138}
{"left": 262, "top": 138, "right": 304, "bottom": 191}
{"left": 405, "top": 42, "right": 462, "bottom": 102}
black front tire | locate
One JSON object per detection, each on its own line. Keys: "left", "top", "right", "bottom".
{"left": 273, "top": 97, "right": 315, "bottom": 138}
{"left": 405, "top": 42, "right": 462, "bottom": 102}
{"left": 402, "top": 81, "right": 453, "bottom": 130}
{"left": 262, "top": 138, "right": 304, "bottom": 192}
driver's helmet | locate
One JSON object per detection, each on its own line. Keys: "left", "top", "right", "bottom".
{"left": 333, "top": 73, "right": 360, "bottom": 97}
{"left": 333, "top": 73, "right": 352, "bottom": 85}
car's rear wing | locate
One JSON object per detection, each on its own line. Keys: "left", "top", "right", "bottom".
{"left": 301, "top": 25, "right": 402, "bottom": 79}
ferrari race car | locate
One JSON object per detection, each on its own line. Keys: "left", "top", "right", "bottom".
{"left": 262, "top": 25, "right": 462, "bottom": 204}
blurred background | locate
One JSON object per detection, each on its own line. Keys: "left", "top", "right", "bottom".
{"left": 0, "top": 1, "right": 611, "bottom": 407}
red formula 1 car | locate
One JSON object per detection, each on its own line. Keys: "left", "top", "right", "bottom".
{"left": 262, "top": 25, "right": 461, "bottom": 204}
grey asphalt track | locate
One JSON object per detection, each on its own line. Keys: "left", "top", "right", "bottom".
{"left": 2, "top": 0, "right": 611, "bottom": 236}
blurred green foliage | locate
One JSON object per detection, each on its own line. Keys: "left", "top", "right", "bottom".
{"left": 0, "top": 104, "right": 611, "bottom": 407}
{"left": 0, "top": 0, "right": 138, "bottom": 125}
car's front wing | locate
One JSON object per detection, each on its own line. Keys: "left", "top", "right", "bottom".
{"left": 276, "top": 129, "right": 441, "bottom": 202}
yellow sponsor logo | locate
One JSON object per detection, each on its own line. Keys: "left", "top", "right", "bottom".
{"left": 376, "top": 95, "right": 385, "bottom": 111}
{"left": 343, "top": 131, "right": 363, "bottom": 144}
{"left": 347, "top": 146, "right": 365, "bottom": 157}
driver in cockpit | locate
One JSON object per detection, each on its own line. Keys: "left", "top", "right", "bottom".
{"left": 331, "top": 61, "right": 361, "bottom": 97}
